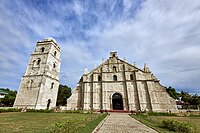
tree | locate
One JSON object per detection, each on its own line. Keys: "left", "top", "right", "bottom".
{"left": 190, "top": 94, "right": 200, "bottom": 105}
{"left": 165, "top": 86, "right": 179, "bottom": 99}
{"left": 0, "top": 88, "right": 17, "bottom": 107}
{"left": 56, "top": 84, "right": 72, "bottom": 106}
{"left": 179, "top": 91, "right": 192, "bottom": 103}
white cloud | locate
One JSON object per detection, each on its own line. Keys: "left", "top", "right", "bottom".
{"left": 73, "top": 1, "right": 84, "bottom": 16}
{"left": 0, "top": 0, "right": 200, "bottom": 93}
{"left": 84, "top": 0, "right": 200, "bottom": 92}
{"left": 123, "top": 0, "right": 132, "bottom": 11}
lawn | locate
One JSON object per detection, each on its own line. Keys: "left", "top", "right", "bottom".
{"left": 132, "top": 114, "right": 200, "bottom": 133}
{"left": 0, "top": 112, "right": 106, "bottom": 133}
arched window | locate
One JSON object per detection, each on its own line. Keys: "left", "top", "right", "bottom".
{"left": 54, "top": 51, "right": 57, "bottom": 56}
{"left": 28, "top": 79, "right": 33, "bottom": 88}
{"left": 41, "top": 47, "right": 45, "bottom": 52}
{"left": 113, "top": 75, "right": 117, "bottom": 81}
{"left": 130, "top": 74, "right": 133, "bottom": 80}
{"left": 33, "top": 60, "right": 36, "bottom": 66}
{"left": 53, "top": 63, "right": 56, "bottom": 69}
{"left": 98, "top": 75, "right": 101, "bottom": 81}
{"left": 113, "top": 54, "right": 115, "bottom": 57}
{"left": 113, "top": 66, "right": 117, "bottom": 72}
{"left": 51, "top": 82, "right": 54, "bottom": 89}
{"left": 37, "top": 59, "right": 41, "bottom": 65}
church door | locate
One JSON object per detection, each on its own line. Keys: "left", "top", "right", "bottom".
{"left": 46, "top": 99, "right": 51, "bottom": 109}
{"left": 112, "top": 93, "right": 123, "bottom": 110}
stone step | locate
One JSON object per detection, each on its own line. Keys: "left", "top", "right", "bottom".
{"left": 98, "top": 110, "right": 130, "bottom": 113}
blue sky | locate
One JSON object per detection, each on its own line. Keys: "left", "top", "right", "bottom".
{"left": 0, "top": 0, "right": 200, "bottom": 94}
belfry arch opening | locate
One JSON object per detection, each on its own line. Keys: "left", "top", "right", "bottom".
{"left": 113, "top": 75, "right": 117, "bottom": 81}
{"left": 41, "top": 47, "right": 45, "bottom": 52}
{"left": 112, "top": 93, "right": 123, "bottom": 110}
{"left": 130, "top": 74, "right": 134, "bottom": 80}
{"left": 113, "top": 66, "right": 117, "bottom": 72}
{"left": 98, "top": 75, "right": 101, "bottom": 81}
{"left": 37, "top": 58, "right": 41, "bottom": 65}
{"left": 54, "top": 51, "right": 57, "bottom": 56}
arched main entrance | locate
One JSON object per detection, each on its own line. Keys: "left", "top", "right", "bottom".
{"left": 112, "top": 93, "right": 123, "bottom": 110}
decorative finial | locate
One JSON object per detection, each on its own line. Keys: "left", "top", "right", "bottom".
{"left": 144, "top": 63, "right": 147, "bottom": 68}
{"left": 134, "top": 62, "right": 136, "bottom": 66}
{"left": 144, "top": 63, "right": 151, "bottom": 72}
{"left": 124, "top": 57, "right": 127, "bottom": 62}
{"left": 102, "top": 57, "right": 104, "bottom": 63}
{"left": 94, "top": 64, "right": 97, "bottom": 69}
{"left": 84, "top": 68, "right": 89, "bottom": 75}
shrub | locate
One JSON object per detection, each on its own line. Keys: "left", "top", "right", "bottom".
{"left": 161, "top": 120, "right": 197, "bottom": 133}
{"left": 26, "top": 109, "right": 54, "bottom": 113}
{"left": 0, "top": 108, "right": 21, "bottom": 113}
{"left": 62, "top": 110, "right": 95, "bottom": 114}
{"left": 148, "top": 112, "right": 177, "bottom": 116}
{"left": 63, "top": 110, "right": 84, "bottom": 113}
{"left": 189, "top": 114, "right": 200, "bottom": 117}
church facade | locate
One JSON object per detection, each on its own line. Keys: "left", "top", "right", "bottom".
{"left": 67, "top": 51, "right": 177, "bottom": 112}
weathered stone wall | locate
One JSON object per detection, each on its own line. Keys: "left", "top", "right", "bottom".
{"left": 14, "top": 76, "right": 43, "bottom": 108}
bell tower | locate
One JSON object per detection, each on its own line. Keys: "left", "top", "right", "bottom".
{"left": 14, "top": 38, "right": 61, "bottom": 109}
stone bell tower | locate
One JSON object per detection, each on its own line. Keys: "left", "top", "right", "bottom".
{"left": 14, "top": 38, "right": 61, "bottom": 109}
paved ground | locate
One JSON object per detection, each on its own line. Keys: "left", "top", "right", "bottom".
{"left": 96, "top": 113, "right": 158, "bottom": 133}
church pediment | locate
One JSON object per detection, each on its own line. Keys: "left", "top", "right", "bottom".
{"left": 80, "top": 51, "right": 158, "bottom": 82}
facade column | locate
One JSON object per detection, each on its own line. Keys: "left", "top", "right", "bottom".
{"left": 77, "top": 85, "right": 81, "bottom": 110}
{"left": 133, "top": 71, "right": 141, "bottom": 111}
{"left": 122, "top": 64, "right": 129, "bottom": 110}
{"left": 90, "top": 74, "right": 93, "bottom": 110}
{"left": 144, "top": 81, "right": 153, "bottom": 111}
{"left": 81, "top": 82, "right": 85, "bottom": 110}
{"left": 99, "top": 67, "right": 103, "bottom": 110}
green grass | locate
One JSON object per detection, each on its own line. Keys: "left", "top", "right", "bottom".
{"left": 131, "top": 114, "right": 200, "bottom": 133}
{"left": 0, "top": 112, "right": 105, "bottom": 133}
{"left": 50, "top": 113, "right": 107, "bottom": 133}
{"left": 76, "top": 113, "right": 107, "bottom": 133}
{"left": 131, "top": 114, "right": 172, "bottom": 133}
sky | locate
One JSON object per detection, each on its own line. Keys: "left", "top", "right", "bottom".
{"left": 0, "top": 0, "right": 200, "bottom": 94}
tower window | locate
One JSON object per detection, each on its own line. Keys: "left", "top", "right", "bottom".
{"left": 113, "top": 66, "right": 117, "bottom": 72}
{"left": 113, "top": 54, "right": 115, "bottom": 57}
{"left": 28, "top": 79, "right": 33, "bottom": 88}
{"left": 130, "top": 74, "right": 133, "bottom": 80}
{"left": 54, "top": 51, "right": 57, "bottom": 56}
{"left": 98, "top": 75, "right": 101, "bottom": 81}
{"left": 113, "top": 75, "right": 117, "bottom": 81}
{"left": 51, "top": 82, "right": 54, "bottom": 89}
{"left": 37, "top": 59, "right": 41, "bottom": 65}
{"left": 41, "top": 47, "right": 45, "bottom": 52}
{"left": 53, "top": 63, "right": 56, "bottom": 69}
{"left": 33, "top": 60, "right": 36, "bottom": 66}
